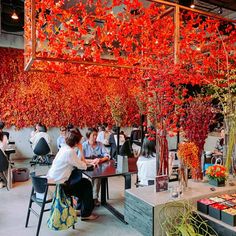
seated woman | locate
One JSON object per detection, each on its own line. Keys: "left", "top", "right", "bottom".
{"left": 137, "top": 138, "right": 157, "bottom": 186}
{"left": 213, "top": 128, "right": 224, "bottom": 157}
{"left": 96, "top": 123, "right": 111, "bottom": 146}
{"left": 30, "top": 124, "right": 52, "bottom": 153}
{"left": 82, "top": 128, "right": 110, "bottom": 206}
{"left": 47, "top": 128, "right": 99, "bottom": 220}
{"left": 0, "top": 130, "right": 8, "bottom": 154}
{"left": 56, "top": 126, "right": 66, "bottom": 150}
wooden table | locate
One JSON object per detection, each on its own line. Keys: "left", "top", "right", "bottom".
{"left": 82, "top": 160, "right": 134, "bottom": 223}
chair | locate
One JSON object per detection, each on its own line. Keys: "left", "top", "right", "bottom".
{"left": 25, "top": 173, "right": 75, "bottom": 236}
{"left": 0, "top": 149, "right": 9, "bottom": 190}
{"left": 30, "top": 138, "right": 52, "bottom": 166}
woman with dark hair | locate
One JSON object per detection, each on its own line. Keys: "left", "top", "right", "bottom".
{"left": 0, "top": 121, "right": 9, "bottom": 142}
{"left": 137, "top": 138, "right": 157, "bottom": 186}
{"left": 30, "top": 123, "right": 52, "bottom": 153}
{"left": 0, "top": 131, "right": 8, "bottom": 154}
{"left": 213, "top": 128, "right": 225, "bottom": 156}
{"left": 96, "top": 123, "right": 111, "bottom": 146}
{"left": 82, "top": 127, "right": 110, "bottom": 206}
{"left": 47, "top": 128, "right": 99, "bottom": 220}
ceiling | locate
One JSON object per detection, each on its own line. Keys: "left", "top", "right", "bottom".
{"left": 200, "top": 0, "right": 236, "bottom": 12}
{"left": 1, "top": 0, "right": 24, "bottom": 33}
{"left": 0, "top": 0, "right": 235, "bottom": 34}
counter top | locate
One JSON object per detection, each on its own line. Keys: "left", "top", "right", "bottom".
{"left": 126, "top": 180, "right": 236, "bottom": 207}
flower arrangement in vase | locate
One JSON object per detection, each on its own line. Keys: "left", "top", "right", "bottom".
{"left": 177, "top": 142, "right": 200, "bottom": 187}
{"left": 206, "top": 165, "right": 228, "bottom": 187}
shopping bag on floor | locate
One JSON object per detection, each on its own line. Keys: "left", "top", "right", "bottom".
{"left": 47, "top": 184, "right": 77, "bottom": 230}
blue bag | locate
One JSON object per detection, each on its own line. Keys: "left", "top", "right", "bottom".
{"left": 47, "top": 184, "right": 77, "bottom": 230}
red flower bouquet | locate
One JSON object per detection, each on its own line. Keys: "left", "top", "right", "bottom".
{"left": 210, "top": 203, "right": 228, "bottom": 210}
{"left": 206, "top": 165, "right": 228, "bottom": 182}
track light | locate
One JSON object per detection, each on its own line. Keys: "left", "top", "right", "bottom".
{"left": 218, "top": 7, "right": 223, "bottom": 14}
{"left": 190, "top": 1, "right": 195, "bottom": 9}
{"left": 11, "top": 10, "right": 19, "bottom": 20}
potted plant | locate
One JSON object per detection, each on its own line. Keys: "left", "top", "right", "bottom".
{"left": 206, "top": 165, "right": 228, "bottom": 187}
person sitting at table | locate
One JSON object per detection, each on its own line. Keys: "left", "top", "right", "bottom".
{"left": 0, "top": 131, "right": 8, "bottom": 154}
{"left": 213, "top": 128, "right": 225, "bottom": 157}
{"left": 0, "top": 121, "right": 9, "bottom": 142}
{"left": 83, "top": 127, "right": 110, "bottom": 206}
{"left": 47, "top": 128, "right": 99, "bottom": 220}
{"left": 97, "top": 123, "right": 103, "bottom": 133}
{"left": 96, "top": 123, "right": 111, "bottom": 146}
{"left": 57, "top": 126, "right": 67, "bottom": 149}
{"left": 109, "top": 125, "right": 126, "bottom": 160}
{"left": 137, "top": 138, "right": 157, "bottom": 186}
{"left": 30, "top": 124, "right": 52, "bottom": 153}
{"left": 0, "top": 121, "right": 8, "bottom": 148}
{"left": 30, "top": 122, "right": 42, "bottom": 138}
{"left": 67, "top": 123, "right": 74, "bottom": 131}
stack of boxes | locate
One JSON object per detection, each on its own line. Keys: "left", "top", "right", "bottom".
{"left": 197, "top": 193, "right": 236, "bottom": 226}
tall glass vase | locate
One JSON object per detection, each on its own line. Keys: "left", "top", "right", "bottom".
{"left": 178, "top": 162, "right": 188, "bottom": 190}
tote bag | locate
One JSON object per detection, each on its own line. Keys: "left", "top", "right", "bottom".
{"left": 47, "top": 184, "right": 77, "bottom": 230}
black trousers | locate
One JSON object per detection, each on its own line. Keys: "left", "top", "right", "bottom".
{"left": 63, "top": 177, "right": 94, "bottom": 217}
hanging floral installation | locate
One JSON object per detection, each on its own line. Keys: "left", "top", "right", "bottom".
{"left": 24, "top": 0, "right": 179, "bottom": 72}
{"left": 0, "top": 48, "right": 140, "bottom": 128}
{"left": 0, "top": 0, "right": 235, "bottom": 179}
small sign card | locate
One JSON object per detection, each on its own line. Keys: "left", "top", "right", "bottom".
{"left": 156, "top": 175, "right": 169, "bottom": 193}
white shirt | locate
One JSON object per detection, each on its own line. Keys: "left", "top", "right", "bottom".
{"left": 96, "top": 131, "right": 105, "bottom": 143}
{"left": 30, "top": 132, "right": 51, "bottom": 151}
{"left": 137, "top": 155, "right": 156, "bottom": 186}
{"left": 114, "top": 134, "right": 125, "bottom": 146}
{"left": 0, "top": 135, "right": 8, "bottom": 153}
{"left": 47, "top": 145, "right": 87, "bottom": 183}
{"left": 96, "top": 131, "right": 110, "bottom": 145}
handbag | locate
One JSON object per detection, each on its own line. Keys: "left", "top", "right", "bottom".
{"left": 47, "top": 184, "right": 77, "bottom": 230}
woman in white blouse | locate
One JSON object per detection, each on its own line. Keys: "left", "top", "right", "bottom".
{"left": 47, "top": 128, "right": 99, "bottom": 220}
{"left": 137, "top": 138, "right": 157, "bottom": 186}
{"left": 0, "top": 131, "right": 8, "bottom": 154}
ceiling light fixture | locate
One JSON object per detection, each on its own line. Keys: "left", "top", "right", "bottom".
{"left": 190, "top": 0, "right": 195, "bottom": 8}
{"left": 11, "top": 10, "right": 19, "bottom": 20}
{"left": 218, "top": 7, "right": 223, "bottom": 14}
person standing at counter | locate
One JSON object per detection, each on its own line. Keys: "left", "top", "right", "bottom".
{"left": 82, "top": 127, "right": 110, "bottom": 206}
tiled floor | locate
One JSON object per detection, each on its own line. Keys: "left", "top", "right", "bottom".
{"left": 0, "top": 160, "right": 142, "bottom": 236}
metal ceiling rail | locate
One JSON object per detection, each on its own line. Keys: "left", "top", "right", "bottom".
{"left": 149, "top": 0, "right": 236, "bottom": 23}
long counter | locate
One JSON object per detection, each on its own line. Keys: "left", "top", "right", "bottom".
{"left": 124, "top": 180, "right": 236, "bottom": 236}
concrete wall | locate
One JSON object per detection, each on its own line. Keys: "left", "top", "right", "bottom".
{"left": 0, "top": 32, "right": 24, "bottom": 49}
{"left": 6, "top": 127, "right": 133, "bottom": 159}
{"left": 6, "top": 125, "right": 218, "bottom": 160}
